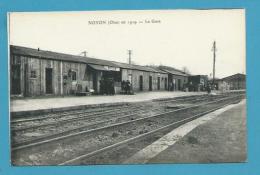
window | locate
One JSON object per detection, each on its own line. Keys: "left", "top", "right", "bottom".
{"left": 30, "top": 70, "right": 37, "bottom": 78}
{"left": 72, "top": 71, "right": 77, "bottom": 81}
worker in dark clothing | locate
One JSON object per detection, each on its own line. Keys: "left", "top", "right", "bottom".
{"left": 126, "top": 80, "right": 131, "bottom": 94}
{"left": 111, "top": 80, "right": 115, "bottom": 95}
{"left": 99, "top": 79, "right": 104, "bottom": 95}
{"left": 122, "top": 80, "right": 126, "bottom": 94}
{"left": 206, "top": 84, "right": 211, "bottom": 94}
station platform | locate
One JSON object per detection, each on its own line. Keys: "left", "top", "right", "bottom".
{"left": 125, "top": 99, "right": 247, "bottom": 164}
{"left": 10, "top": 91, "right": 206, "bottom": 113}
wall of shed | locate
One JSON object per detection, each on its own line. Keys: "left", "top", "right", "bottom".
{"left": 168, "top": 74, "right": 188, "bottom": 91}
{"left": 188, "top": 75, "right": 208, "bottom": 91}
{"left": 10, "top": 54, "right": 94, "bottom": 97}
{"left": 121, "top": 69, "right": 168, "bottom": 92}
{"left": 222, "top": 79, "right": 246, "bottom": 90}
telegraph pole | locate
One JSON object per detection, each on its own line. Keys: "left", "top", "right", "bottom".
{"left": 82, "top": 51, "right": 87, "bottom": 57}
{"left": 212, "top": 41, "right": 216, "bottom": 87}
{"left": 127, "top": 50, "right": 132, "bottom": 64}
{"left": 79, "top": 51, "right": 87, "bottom": 57}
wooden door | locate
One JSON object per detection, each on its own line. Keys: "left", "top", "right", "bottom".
{"left": 93, "top": 72, "right": 97, "bottom": 92}
{"left": 178, "top": 79, "right": 181, "bottom": 90}
{"left": 157, "top": 77, "right": 160, "bottom": 90}
{"left": 11, "top": 65, "right": 21, "bottom": 95}
{"left": 45, "top": 68, "right": 53, "bottom": 94}
{"left": 149, "top": 76, "right": 152, "bottom": 91}
{"left": 139, "top": 75, "right": 143, "bottom": 91}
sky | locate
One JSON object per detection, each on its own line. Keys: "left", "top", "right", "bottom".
{"left": 9, "top": 9, "right": 246, "bottom": 78}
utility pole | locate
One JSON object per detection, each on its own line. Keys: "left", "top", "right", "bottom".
{"left": 212, "top": 41, "right": 217, "bottom": 88}
{"left": 79, "top": 51, "right": 87, "bottom": 57}
{"left": 127, "top": 50, "right": 132, "bottom": 64}
{"left": 82, "top": 51, "right": 87, "bottom": 57}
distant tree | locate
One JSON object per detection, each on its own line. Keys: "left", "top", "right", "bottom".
{"left": 182, "top": 66, "right": 191, "bottom": 74}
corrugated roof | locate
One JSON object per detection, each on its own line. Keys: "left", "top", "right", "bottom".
{"left": 88, "top": 64, "right": 119, "bottom": 72}
{"left": 158, "top": 66, "right": 189, "bottom": 76}
{"left": 10, "top": 45, "right": 120, "bottom": 68}
{"left": 222, "top": 73, "right": 246, "bottom": 81}
{"left": 10, "top": 45, "right": 166, "bottom": 74}
{"left": 112, "top": 62, "right": 167, "bottom": 73}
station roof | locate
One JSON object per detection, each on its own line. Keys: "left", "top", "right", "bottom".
{"left": 158, "top": 65, "right": 189, "bottom": 77}
{"left": 88, "top": 64, "right": 119, "bottom": 72}
{"left": 112, "top": 62, "right": 167, "bottom": 74}
{"left": 222, "top": 73, "right": 246, "bottom": 81}
{"left": 10, "top": 45, "right": 119, "bottom": 67}
{"left": 10, "top": 45, "right": 166, "bottom": 74}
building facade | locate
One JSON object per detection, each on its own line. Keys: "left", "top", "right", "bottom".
{"left": 218, "top": 73, "right": 246, "bottom": 91}
{"left": 188, "top": 75, "right": 208, "bottom": 91}
{"left": 158, "top": 66, "right": 189, "bottom": 91}
{"left": 10, "top": 45, "right": 169, "bottom": 97}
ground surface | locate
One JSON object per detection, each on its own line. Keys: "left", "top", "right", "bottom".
{"left": 11, "top": 91, "right": 206, "bottom": 112}
{"left": 146, "top": 100, "right": 247, "bottom": 163}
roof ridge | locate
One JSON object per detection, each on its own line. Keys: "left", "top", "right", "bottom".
{"left": 10, "top": 45, "right": 166, "bottom": 74}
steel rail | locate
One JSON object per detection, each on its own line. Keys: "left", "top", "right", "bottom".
{"left": 11, "top": 94, "right": 210, "bottom": 124}
{"left": 11, "top": 105, "right": 144, "bottom": 132}
{"left": 12, "top": 95, "right": 223, "bottom": 146}
{"left": 11, "top": 104, "right": 137, "bottom": 124}
{"left": 12, "top": 95, "right": 214, "bottom": 132}
{"left": 59, "top": 97, "right": 242, "bottom": 165}
{"left": 12, "top": 95, "right": 243, "bottom": 151}
{"left": 13, "top": 96, "right": 210, "bottom": 148}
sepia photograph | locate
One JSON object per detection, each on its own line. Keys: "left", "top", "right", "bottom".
{"left": 9, "top": 9, "right": 246, "bottom": 166}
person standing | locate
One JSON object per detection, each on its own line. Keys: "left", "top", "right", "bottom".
{"left": 206, "top": 84, "right": 211, "bottom": 94}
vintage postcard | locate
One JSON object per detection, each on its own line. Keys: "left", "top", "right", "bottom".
{"left": 9, "top": 9, "right": 246, "bottom": 165}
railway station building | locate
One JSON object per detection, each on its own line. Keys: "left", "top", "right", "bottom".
{"left": 188, "top": 75, "right": 208, "bottom": 91}
{"left": 218, "top": 73, "right": 246, "bottom": 91}
{"left": 10, "top": 45, "right": 169, "bottom": 97}
{"left": 158, "top": 65, "right": 189, "bottom": 91}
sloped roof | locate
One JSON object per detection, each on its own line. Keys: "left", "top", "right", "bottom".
{"left": 158, "top": 65, "right": 189, "bottom": 76}
{"left": 10, "top": 45, "right": 166, "bottom": 74}
{"left": 222, "top": 73, "right": 246, "bottom": 81}
{"left": 113, "top": 62, "right": 167, "bottom": 74}
{"left": 10, "top": 45, "right": 119, "bottom": 67}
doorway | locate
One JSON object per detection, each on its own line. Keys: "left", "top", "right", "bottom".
{"left": 45, "top": 68, "right": 53, "bottom": 94}
{"left": 139, "top": 75, "right": 143, "bottom": 91}
{"left": 93, "top": 72, "right": 98, "bottom": 92}
{"left": 178, "top": 79, "right": 181, "bottom": 90}
{"left": 165, "top": 78, "right": 168, "bottom": 90}
{"left": 149, "top": 76, "right": 152, "bottom": 91}
{"left": 157, "top": 77, "right": 160, "bottom": 90}
{"left": 11, "top": 65, "right": 21, "bottom": 95}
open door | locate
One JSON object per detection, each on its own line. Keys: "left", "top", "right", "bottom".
{"left": 45, "top": 68, "right": 53, "bottom": 94}
{"left": 165, "top": 78, "right": 168, "bottom": 90}
{"left": 178, "top": 79, "right": 181, "bottom": 90}
{"left": 11, "top": 65, "right": 21, "bottom": 95}
{"left": 157, "top": 77, "right": 160, "bottom": 90}
{"left": 93, "top": 72, "right": 98, "bottom": 93}
{"left": 139, "top": 75, "right": 143, "bottom": 91}
{"left": 149, "top": 76, "right": 152, "bottom": 91}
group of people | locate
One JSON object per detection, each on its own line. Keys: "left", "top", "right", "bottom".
{"left": 121, "top": 80, "right": 132, "bottom": 94}
{"left": 99, "top": 78, "right": 115, "bottom": 95}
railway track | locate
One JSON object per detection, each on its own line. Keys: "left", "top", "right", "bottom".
{"left": 11, "top": 94, "right": 215, "bottom": 137}
{"left": 12, "top": 92, "right": 230, "bottom": 124}
{"left": 11, "top": 93, "right": 244, "bottom": 165}
{"left": 12, "top": 94, "right": 225, "bottom": 149}
{"left": 11, "top": 94, "right": 229, "bottom": 145}
{"left": 11, "top": 94, "right": 226, "bottom": 128}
